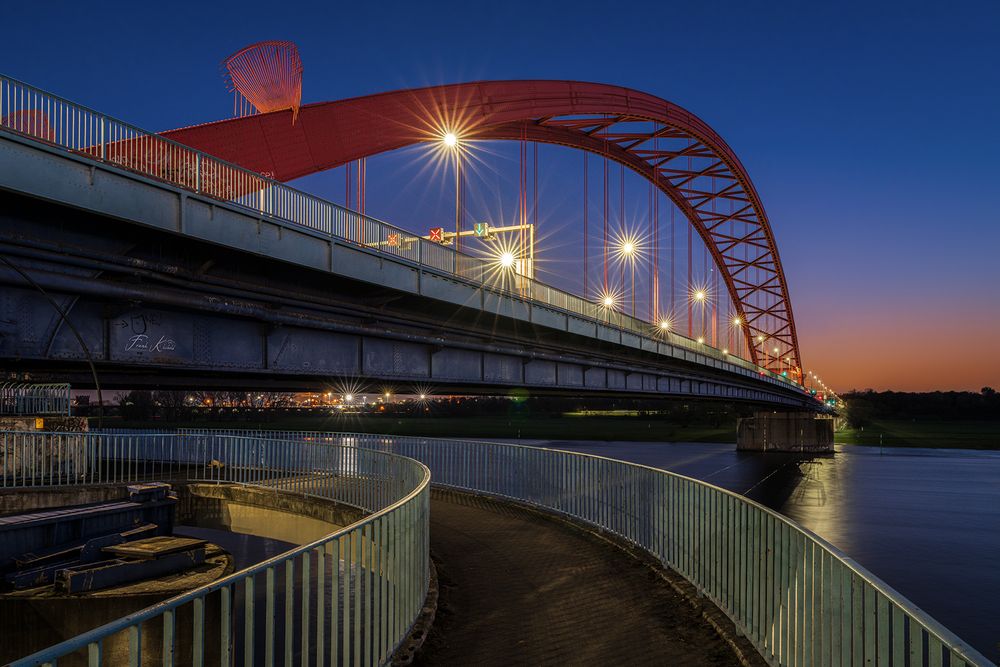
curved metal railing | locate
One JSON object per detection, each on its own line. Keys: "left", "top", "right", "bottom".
{"left": 3, "top": 431, "right": 430, "bottom": 667}
{"left": 0, "top": 382, "right": 71, "bottom": 416}
{"left": 178, "top": 430, "right": 991, "bottom": 667}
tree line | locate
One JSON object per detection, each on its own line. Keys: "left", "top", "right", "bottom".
{"left": 844, "top": 387, "right": 1000, "bottom": 426}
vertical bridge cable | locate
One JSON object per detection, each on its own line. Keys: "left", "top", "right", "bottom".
{"left": 359, "top": 158, "right": 366, "bottom": 217}
{"left": 687, "top": 215, "right": 693, "bottom": 337}
{"left": 648, "top": 178, "right": 653, "bottom": 320}
{"left": 345, "top": 162, "right": 352, "bottom": 210}
{"left": 452, "top": 144, "right": 462, "bottom": 252}
{"left": 702, "top": 241, "right": 708, "bottom": 340}
{"left": 670, "top": 205, "right": 675, "bottom": 319}
{"left": 517, "top": 123, "right": 528, "bottom": 266}
{"left": 583, "top": 153, "right": 588, "bottom": 299}
{"left": 533, "top": 142, "right": 538, "bottom": 232}
{"left": 620, "top": 164, "right": 626, "bottom": 314}
{"left": 711, "top": 174, "right": 717, "bottom": 347}
{"left": 603, "top": 141, "right": 609, "bottom": 295}
{"left": 533, "top": 141, "right": 538, "bottom": 280}
{"left": 687, "top": 139, "right": 694, "bottom": 338}
{"left": 650, "top": 128, "right": 659, "bottom": 322}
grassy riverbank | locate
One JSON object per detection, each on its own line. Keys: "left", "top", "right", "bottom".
{"left": 107, "top": 411, "right": 1000, "bottom": 449}
{"left": 835, "top": 419, "right": 1000, "bottom": 450}
{"left": 111, "top": 413, "right": 739, "bottom": 443}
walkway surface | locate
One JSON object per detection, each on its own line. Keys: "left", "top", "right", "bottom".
{"left": 415, "top": 489, "right": 746, "bottom": 666}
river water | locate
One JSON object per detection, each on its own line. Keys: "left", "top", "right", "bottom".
{"left": 531, "top": 440, "right": 1000, "bottom": 663}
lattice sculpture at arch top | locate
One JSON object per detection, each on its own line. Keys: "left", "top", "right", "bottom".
{"left": 223, "top": 41, "right": 303, "bottom": 123}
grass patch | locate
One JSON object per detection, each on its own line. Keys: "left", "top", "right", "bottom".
{"left": 836, "top": 419, "right": 1000, "bottom": 450}
{"left": 115, "top": 414, "right": 737, "bottom": 443}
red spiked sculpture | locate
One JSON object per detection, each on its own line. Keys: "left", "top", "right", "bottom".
{"left": 223, "top": 41, "right": 303, "bottom": 123}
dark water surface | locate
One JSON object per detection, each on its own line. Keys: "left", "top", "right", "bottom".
{"left": 534, "top": 440, "right": 1000, "bottom": 663}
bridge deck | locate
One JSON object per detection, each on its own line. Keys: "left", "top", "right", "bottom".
{"left": 419, "top": 489, "right": 756, "bottom": 666}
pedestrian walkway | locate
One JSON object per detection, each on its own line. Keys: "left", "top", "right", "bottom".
{"left": 415, "top": 489, "right": 752, "bottom": 666}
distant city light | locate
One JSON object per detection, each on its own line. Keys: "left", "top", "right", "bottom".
{"left": 344, "top": 394, "right": 354, "bottom": 402}
{"left": 419, "top": 393, "right": 427, "bottom": 400}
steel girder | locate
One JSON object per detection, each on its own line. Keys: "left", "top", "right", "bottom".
{"left": 161, "top": 80, "right": 801, "bottom": 374}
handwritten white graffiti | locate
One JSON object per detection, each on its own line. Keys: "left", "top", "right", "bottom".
{"left": 125, "top": 334, "right": 176, "bottom": 353}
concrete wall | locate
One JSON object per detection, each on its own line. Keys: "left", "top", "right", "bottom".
{"left": 737, "top": 412, "right": 834, "bottom": 453}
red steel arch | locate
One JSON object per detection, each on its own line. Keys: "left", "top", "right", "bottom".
{"left": 162, "top": 81, "right": 801, "bottom": 375}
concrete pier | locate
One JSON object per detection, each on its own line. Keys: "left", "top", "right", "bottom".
{"left": 737, "top": 411, "right": 834, "bottom": 452}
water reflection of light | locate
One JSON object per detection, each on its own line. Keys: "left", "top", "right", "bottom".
{"left": 780, "top": 454, "right": 853, "bottom": 553}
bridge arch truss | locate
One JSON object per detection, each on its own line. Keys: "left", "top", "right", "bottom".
{"left": 163, "top": 81, "right": 802, "bottom": 374}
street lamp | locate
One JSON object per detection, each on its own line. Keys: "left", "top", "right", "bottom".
{"left": 691, "top": 289, "right": 707, "bottom": 346}
{"left": 442, "top": 131, "right": 462, "bottom": 250}
{"left": 617, "top": 237, "right": 639, "bottom": 316}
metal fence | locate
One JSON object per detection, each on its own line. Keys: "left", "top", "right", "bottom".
{"left": 0, "top": 72, "right": 804, "bottom": 395}
{"left": 5, "top": 431, "right": 430, "bottom": 667}
{"left": 0, "top": 382, "right": 71, "bottom": 416}
{"left": 141, "top": 429, "right": 990, "bottom": 667}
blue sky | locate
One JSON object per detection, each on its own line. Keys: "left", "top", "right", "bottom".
{"left": 3, "top": 0, "right": 999, "bottom": 390}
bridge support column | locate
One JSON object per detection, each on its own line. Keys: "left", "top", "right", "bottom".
{"left": 737, "top": 412, "right": 834, "bottom": 453}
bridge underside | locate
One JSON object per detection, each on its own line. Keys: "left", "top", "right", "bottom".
{"left": 0, "top": 191, "right": 798, "bottom": 406}
{"left": 0, "top": 131, "right": 811, "bottom": 407}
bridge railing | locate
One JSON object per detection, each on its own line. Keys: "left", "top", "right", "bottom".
{"left": 140, "top": 429, "right": 989, "bottom": 667}
{"left": 0, "top": 73, "right": 803, "bottom": 395}
{"left": 5, "top": 431, "right": 430, "bottom": 667}
{"left": 0, "top": 382, "right": 71, "bottom": 416}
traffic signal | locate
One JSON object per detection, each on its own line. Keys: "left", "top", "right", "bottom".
{"left": 474, "top": 222, "right": 490, "bottom": 238}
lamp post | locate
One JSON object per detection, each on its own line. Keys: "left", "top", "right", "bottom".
{"left": 442, "top": 132, "right": 461, "bottom": 251}
{"left": 693, "top": 289, "right": 706, "bottom": 343}
{"left": 621, "top": 240, "right": 636, "bottom": 316}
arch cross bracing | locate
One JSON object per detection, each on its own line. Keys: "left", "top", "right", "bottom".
{"left": 162, "top": 80, "right": 801, "bottom": 374}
